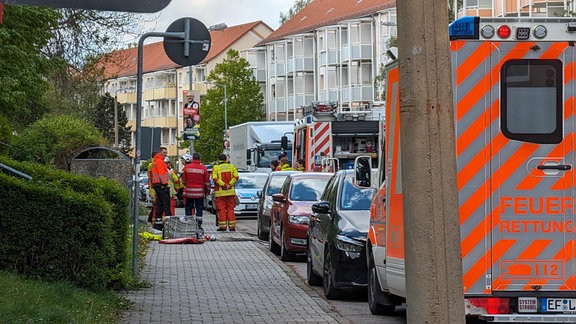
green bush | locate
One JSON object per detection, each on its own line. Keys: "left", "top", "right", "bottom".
{"left": 0, "top": 156, "right": 131, "bottom": 291}
{"left": 8, "top": 115, "right": 106, "bottom": 170}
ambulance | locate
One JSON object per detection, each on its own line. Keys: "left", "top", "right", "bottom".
{"left": 357, "top": 16, "right": 576, "bottom": 322}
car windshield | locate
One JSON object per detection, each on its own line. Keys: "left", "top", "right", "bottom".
{"left": 289, "top": 177, "right": 330, "bottom": 201}
{"left": 339, "top": 176, "right": 374, "bottom": 210}
{"left": 236, "top": 174, "right": 268, "bottom": 189}
{"left": 266, "top": 174, "right": 290, "bottom": 196}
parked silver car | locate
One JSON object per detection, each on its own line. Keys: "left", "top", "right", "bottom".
{"left": 234, "top": 172, "right": 269, "bottom": 218}
{"left": 256, "top": 170, "right": 298, "bottom": 240}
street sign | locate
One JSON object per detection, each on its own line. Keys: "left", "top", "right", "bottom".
{"left": 164, "top": 17, "right": 211, "bottom": 67}
{"left": 2, "top": 0, "right": 171, "bottom": 12}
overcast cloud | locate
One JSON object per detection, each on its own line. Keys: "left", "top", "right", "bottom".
{"left": 140, "top": 0, "right": 294, "bottom": 36}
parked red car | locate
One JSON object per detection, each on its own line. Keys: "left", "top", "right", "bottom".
{"left": 269, "top": 172, "right": 332, "bottom": 261}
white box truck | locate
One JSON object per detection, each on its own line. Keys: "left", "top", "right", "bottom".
{"left": 228, "top": 121, "right": 294, "bottom": 173}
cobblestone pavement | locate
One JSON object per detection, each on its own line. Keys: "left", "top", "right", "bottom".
{"left": 121, "top": 210, "right": 350, "bottom": 323}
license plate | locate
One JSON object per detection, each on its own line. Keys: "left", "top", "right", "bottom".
{"left": 541, "top": 298, "right": 576, "bottom": 313}
{"left": 244, "top": 204, "right": 257, "bottom": 209}
{"left": 518, "top": 297, "right": 537, "bottom": 313}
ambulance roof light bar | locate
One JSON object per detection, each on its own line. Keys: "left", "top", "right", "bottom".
{"left": 449, "top": 16, "right": 479, "bottom": 40}
{"left": 449, "top": 16, "right": 554, "bottom": 41}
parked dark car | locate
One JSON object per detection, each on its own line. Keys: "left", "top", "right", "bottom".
{"left": 256, "top": 170, "right": 298, "bottom": 240}
{"left": 269, "top": 172, "right": 332, "bottom": 261}
{"left": 306, "top": 169, "right": 375, "bottom": 299}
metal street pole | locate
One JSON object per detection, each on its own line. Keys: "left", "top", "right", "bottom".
{"left": 114, "top": 96, "right": 118, "bottom": 148}
{"left": 223, "top": 84, "right": 227, "bottom": 131}
{"left": 397, "top": 0, "right": 464, "bottom": 323}
{"left": 132, "top": 29, "right": 207, "bottom": 280}
{"left": 189, "top": 67, "right": 194, "bottom": 155}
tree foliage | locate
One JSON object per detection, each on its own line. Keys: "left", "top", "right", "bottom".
{"left": 195, "top": 49, "right": 265, "bottom": 163}
{"left": 280, "top": 0, "right": 312, "bottom": 25}
{"left": 89, "top": 94, "right": 132, "bottom": 154}
{"left": 9, "top": 115, "right": 107, "bottom": 170}
{"left": 0, "top": 6, "right": 59, "bottom": 130}
{"left": 43, "top": 9, "right": 150, "bottom": 117}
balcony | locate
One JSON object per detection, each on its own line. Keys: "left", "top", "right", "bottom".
{"left": 143, "top": 86, "right": 177, "bottom": 101}
{"left": 268, "top": 98, "right": 287, "bottom": 112}
{"left": 341, "top": 44, "right": 373, "bottom": 62}
{"left": 287, "top": 93, "right": 315, "bottom": 108}
{"left": 342, "top": 85, "right": 373, "bottom": 102}
{"left": 253, "top": 68, "right": 266, "bottom": 82}
{"left": 287, "top": 56, "right": 315, "bottom": 73}
{"left": 318, "top": 89, "right": 340, "bottom": 102}
{"left": 319, "top": 50, "right": 340, "bottom": 66}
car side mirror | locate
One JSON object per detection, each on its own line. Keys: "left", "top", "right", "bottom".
{"left": 354, "top": 156, "right": 372, "bottom": 188}
{"left": 272, "top": 193, "right": 286, "bottom": 203}
{"left": 311, "top": 201, "right": 330, "bottom": 214}
{"left": 257, "top": 190, "right": 262, "bottom": 198}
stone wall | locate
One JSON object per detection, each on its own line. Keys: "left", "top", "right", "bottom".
{"left": 70, "top": 159, "right": 132, "bottom": 187}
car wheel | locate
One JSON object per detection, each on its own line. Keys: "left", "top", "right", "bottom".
{"left": 306, "top": 242, "right": 322, "bottom": 286}
{"left": 323, "top": 247, "right": 341, "bottom": 299}
{"left": 368, "top": 256, "right": 396, "bottom": 315}
{"left": 268, "top": 224, "right": 280, "bottom": 255}
{"left": 280, "top": 230, "right": 294, "bottom": 261}
{"left": 257, "top": 215, "right": 267, "bottom": 241}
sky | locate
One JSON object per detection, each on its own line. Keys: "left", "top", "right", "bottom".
{"left": 141, "top": 0, "right": 295, "bottom": 35}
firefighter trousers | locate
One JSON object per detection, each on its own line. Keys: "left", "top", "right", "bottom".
{"left": 215, "top": 195, "right": 236, "bottom": 230}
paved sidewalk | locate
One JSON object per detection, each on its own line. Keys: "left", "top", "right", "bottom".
{"left": 121, "top": 210, "right": 348, "bottom": 323}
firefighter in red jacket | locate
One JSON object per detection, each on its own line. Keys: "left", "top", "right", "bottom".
{"left": 150, "top": 147, "right": 172, "bottom": 230}
{"left": 181, "top": 152, "right": 210, "bottom": 230}
{"left": 212, "top": 153, "right": 239, "bottom": 231}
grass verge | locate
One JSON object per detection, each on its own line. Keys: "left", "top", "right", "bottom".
{"left": 0, "top": 271, "right": 130, "bottom": 323}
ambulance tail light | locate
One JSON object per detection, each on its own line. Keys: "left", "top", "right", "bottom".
{"left": 497, "top": 25, "right": 511, "bottom": 39}
{"left": 465, "top": 298, "right": 510, "bottom": 315}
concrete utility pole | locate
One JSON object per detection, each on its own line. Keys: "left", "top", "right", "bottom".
{"left": 396, "top": 1, "right": 465, "bottom": 323}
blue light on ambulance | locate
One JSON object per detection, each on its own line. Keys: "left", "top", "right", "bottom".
{"left": 449, "top": 16, "right": 480, "bottom": 40}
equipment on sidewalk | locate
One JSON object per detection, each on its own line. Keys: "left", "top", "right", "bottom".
{"left": 162, "top": 216, "right": 204, "bottom": 240}
{"left": 159, "top": 237, "right": 204, "bottom": 244}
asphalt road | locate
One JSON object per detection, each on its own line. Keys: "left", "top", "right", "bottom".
{"left": 236, "top": 215, "right": 407, "bottom": 324}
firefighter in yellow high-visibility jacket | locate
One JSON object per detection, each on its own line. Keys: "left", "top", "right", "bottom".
{"left": 212, "top": 153, "right": 239, "bottom": 231}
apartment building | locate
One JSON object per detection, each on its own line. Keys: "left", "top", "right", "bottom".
{"left": 243, "top": 0, "right": 397, "bottom": 121}
{"left": 101, "top": 21, "right": 273, "bottom": 158}
{"left": 457, "top": 0, "right": 575, "bottom": 18}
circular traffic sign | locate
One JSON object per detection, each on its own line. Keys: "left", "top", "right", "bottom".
{"left": 164, "top": 17, "right": 211, "bottom": 66}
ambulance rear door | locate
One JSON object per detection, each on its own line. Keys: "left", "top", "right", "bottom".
{"left": 489, "top": 38, "right": 575, "bottom": 293}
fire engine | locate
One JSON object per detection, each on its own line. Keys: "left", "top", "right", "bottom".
{"left": 356, "top": 16, "right": 576, "bottom": 322}
{"left": 293, "top": 101, "right": 380, "bottom": 172}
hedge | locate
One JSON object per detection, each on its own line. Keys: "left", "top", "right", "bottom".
{"left": 0, "top": 156, "right": 131, "bottom": 291}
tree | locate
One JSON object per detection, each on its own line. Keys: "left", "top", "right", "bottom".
{"left": 279, "top": 0, "right": 312, "bottom": 26}
{"left": 43, "top": 9, "right": 150, "bottom": 117}
{"left": 89, "top": 94, "right": 132, "bottom": 154}
{"left": 0, "top": 5, "right": 149, "bottom": 132}
{"left": 9, "top": 115, "right": 107, "bottom": 170}
{"left": 373, "top": 36, "right": 398, "bottom": 101}
{"left": 195, "top": 49, "right": 265, "bottom": 163}
{"left": 0, "top": 6, "right": 59, "bottom": 130}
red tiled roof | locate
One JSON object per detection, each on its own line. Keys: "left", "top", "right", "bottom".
{"left": 258, "top": 0, "right": 395, "bottom": 45}
{"left": 101, "top": 21, "right": 271, "bottom": 80}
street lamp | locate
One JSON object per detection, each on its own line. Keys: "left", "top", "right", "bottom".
{"left": 114, "top": 87, "right": 135, "bottom": 148}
